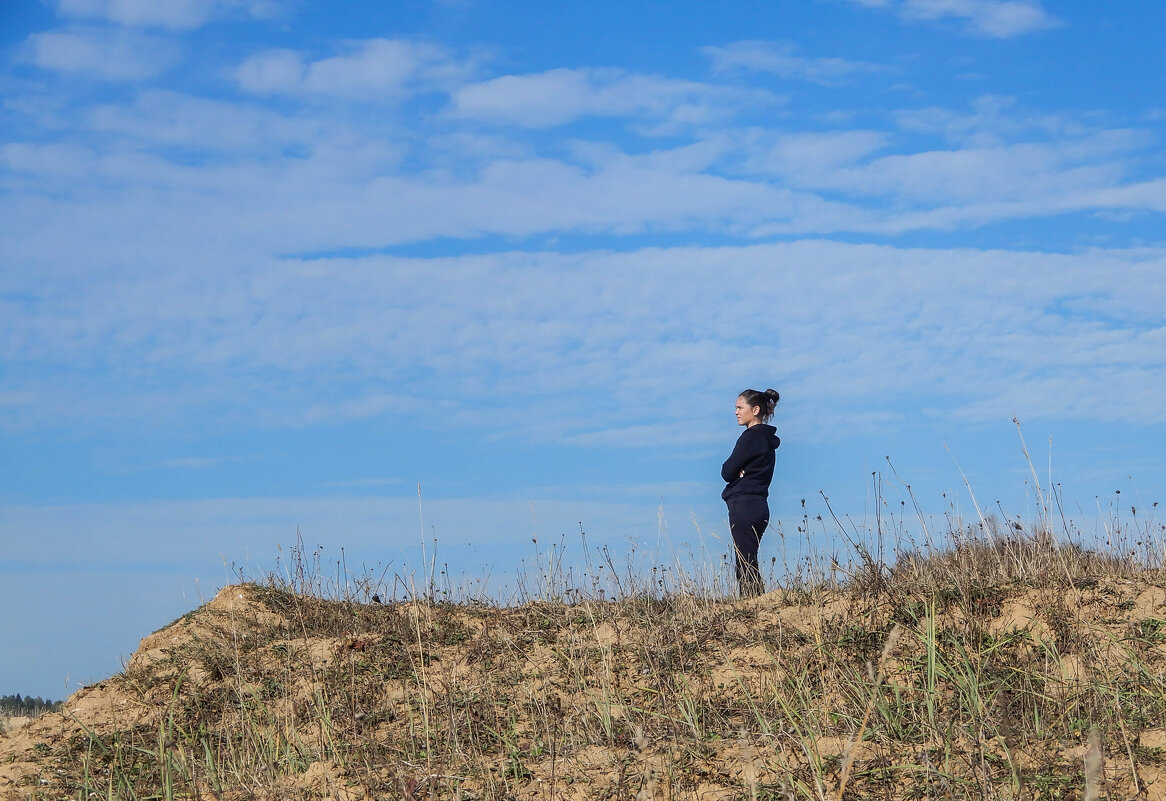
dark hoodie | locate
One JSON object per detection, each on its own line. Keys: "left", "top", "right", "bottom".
{"left": 721, "top": 423, "right": 781, "bottom": 502}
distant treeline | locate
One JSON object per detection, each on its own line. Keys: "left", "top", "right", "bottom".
{"left": 0, "top": 694, "right": 63, "bottom": 716}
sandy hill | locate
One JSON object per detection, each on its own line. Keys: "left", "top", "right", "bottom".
{"left": 5, "top": 542, "right": 1166, "bottom": 800}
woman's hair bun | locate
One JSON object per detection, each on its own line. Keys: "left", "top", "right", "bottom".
{"left": 765, "top": 388, "right": 780, "bottom": 404}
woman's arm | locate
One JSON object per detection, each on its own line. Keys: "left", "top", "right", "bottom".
{"left": 721, "top": 430, "right": 766, "bottom": 482}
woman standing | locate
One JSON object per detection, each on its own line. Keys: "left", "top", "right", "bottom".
{"left": 721, "top": 388, "right": 780, "bottom": 598}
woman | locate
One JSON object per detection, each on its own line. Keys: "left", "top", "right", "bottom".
{"left": 721, "top": 388, "right": 780, "bottom": 598}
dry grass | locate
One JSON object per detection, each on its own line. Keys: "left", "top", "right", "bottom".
{"left": 5, "top": 509, "right": 1166, "bottom": 800}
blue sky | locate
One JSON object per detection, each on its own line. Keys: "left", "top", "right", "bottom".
{"left": 2, "top": 0, "right": 1165, "bottom": 698}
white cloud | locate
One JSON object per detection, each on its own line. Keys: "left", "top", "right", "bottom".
{"left": 0, "top": 133, "right": 854, "bottom": 261}
{"left": 1, "top": 112, "right": 1160, "bottom": 273}
{"left": 86, "top": 90, "right": 403, "bottom": 168}
{"left": 56, "top": 0, "right": 281, "bottom": 30}
{"left": 0, "top": 142, "right": 97, "bottom": 176}
{"left": 448, "top": 67, "right": 778, "bottom": 128}
{"left": 797, "top": 139, "right": 1129, "bottom": 204}
{"left": 838, "top": 0, "right": 1057, "bottom": 37}
{"left": 20, "top": 27, "right": 178, "bottom": 81}
{"left": 4, "top": 237, "right": 1166, "bottom": 443}
{"left": 703, "top": 41, "right": 887, "bottom": 86}
{"left": 730, "top": 100, "right": 1152, "bottom": 221}
{"left": 739, "top": 130, "right": 891, "bottom": 181}
{"left": 235, "top": 39, "right": 473, "bottom": 100}
{"left": 3, "top": 90, "right": 1162, "bottom": 275}
{"left": 895, "top": 95, "right": 1081, "bottom": 147}
{"left": 901, "top": 0, "right": 1055, "bottom": 37}
{"left": 233, "top": 48, "right": 304, "bottom": 93}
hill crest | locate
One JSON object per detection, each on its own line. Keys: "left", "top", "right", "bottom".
{"left": 6, "top": 565, "right": 1166, "bottom": 799}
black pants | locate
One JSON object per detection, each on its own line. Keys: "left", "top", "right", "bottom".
{"left": 727, "top": 497, "right": 768, "bottom": 598}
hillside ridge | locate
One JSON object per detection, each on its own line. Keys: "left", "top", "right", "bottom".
{"left": 6, "top": 562, "right": 1166, "bottom": 799}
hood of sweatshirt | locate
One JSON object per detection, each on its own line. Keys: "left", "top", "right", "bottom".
{"left": 753, "top": 423, "right": 780, "bottom": 450}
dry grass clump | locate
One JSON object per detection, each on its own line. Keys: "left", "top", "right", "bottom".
{"left": 5, "top": 520, "right": 1166, "bottom": 800}
{"left": 886, "top": 525, "right": 1138, "bottom": 588}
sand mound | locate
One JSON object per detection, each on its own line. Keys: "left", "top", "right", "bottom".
{"left": 6, "top": 575, "right": 1166, "bottom": 800}
{"left": 0, "top": 584, "right": 290, "bottom": 799}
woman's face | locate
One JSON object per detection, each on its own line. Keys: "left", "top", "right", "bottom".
{"left": 735, "top": 396, "right": 761, "bottom": 427}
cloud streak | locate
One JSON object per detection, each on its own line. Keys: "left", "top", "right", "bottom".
{"left": 20, "top": 27, "right": 179, "bottom": 81}
{"left": 703, "top": 41, "right": 887, "bottom": 86}
{"left": 838, "top": 0, "right": 1057, "bottom": 37}
{"left": 4, "top": 95, "right": 1158, "bottom": 268}
{"left": 4, "top": 241, "right": 1166, "bottom": 444}
{"left": 56, "top": 0, "right": 281, "bottom": 30}
{"left": 449, "top": 67, "right": 780, "bottom": 128}
{"left": 235, "top": 39, "right": 475, "bottom": 100}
